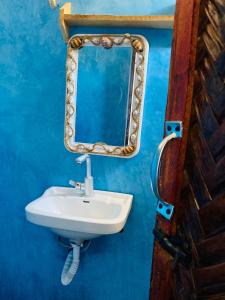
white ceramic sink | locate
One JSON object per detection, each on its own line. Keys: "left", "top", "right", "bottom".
{"left": 25, "top": 186, "right": 133, "bottom": 243}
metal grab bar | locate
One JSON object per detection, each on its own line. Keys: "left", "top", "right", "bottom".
{"left": 150, "top": 121, "right": 182, "bottom": 220}
{"left": 151, "top": 132, "right": 177, "bottom": 200}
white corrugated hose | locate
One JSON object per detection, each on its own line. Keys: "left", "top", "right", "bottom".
{"left": 61, "top": 243, "right": 80, "bottom": 286}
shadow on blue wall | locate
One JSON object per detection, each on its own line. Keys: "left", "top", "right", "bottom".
{"left": 0, "top": 1, "right": 172, "bottom": 299}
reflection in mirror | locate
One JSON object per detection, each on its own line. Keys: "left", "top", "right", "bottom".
{"left": 76, "top": 46, "right": 132, "bottom": 147}
{"left": 65, "top": 34, "right": 149, "bottom": 157}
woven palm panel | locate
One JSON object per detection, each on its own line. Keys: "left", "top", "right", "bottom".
{"left": 173, "top": 0, "right": 225, "bottom": 298}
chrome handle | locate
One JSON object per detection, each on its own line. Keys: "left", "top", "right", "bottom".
{"left": 150, "top": 121, "right": 182, "bottom": 220}
{"left": 69, "top": 180, "right": 84, "bottom": 190}
{"left": 150, "top": 132, "right": 177, "bottom": 200}
{"left": 69, "top": 180, "right": 77, "bottom": 188}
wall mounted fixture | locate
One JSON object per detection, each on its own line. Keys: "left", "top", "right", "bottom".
{"left": 25, "top": 184, "right": 133, "bottom": 284}
{"left": 65, "top": 33, "right": 149, "bottom": 157}
{"left": 150, "top": 121, "right": 183, "bottom": 220}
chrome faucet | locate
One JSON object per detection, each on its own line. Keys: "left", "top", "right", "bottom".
{"left": 69, "top": 154, "right": 94, "bottom": 196}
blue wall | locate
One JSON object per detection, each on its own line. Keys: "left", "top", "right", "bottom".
{"left": 0, "top": 1, "right": 172, "bottom": 299}
{"left": 72, "top": 0, "right": 176, "bottom": 15}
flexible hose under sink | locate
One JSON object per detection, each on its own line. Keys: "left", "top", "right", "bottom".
{"left": 61, "top": 243, "right": 80, "bottom": 286}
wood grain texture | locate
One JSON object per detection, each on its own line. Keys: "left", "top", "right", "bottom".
{"left": 196, "top": 232, "right": 225, "bottom": 266}
{"left": 150, "top": 0, "right": 201, "bottom": 299}
{"left": 199, "top": 192, "right": 225, "bottom": 236}
{"left": 64, "top": 14, "right": 174, "bottom": 29}
{"left": 163, "top": 0, "right": 225, "bottom": 298}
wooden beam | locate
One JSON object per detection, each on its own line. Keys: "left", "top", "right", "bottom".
{"left": 59, "top": 2, "right": 71, "bottom": 42}
{"left": 64, "top": 14, "right": 174, "bottom": 29}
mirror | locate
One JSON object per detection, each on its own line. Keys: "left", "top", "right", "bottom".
{"left": 65, "top": 34, "right": 149, "bottom": 157}
{"left": 76, "top": 46, "right": 132, "bottom": 147}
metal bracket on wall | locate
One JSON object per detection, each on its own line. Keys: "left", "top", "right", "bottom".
{"left": 156, "top": 199, "right": 174, "bottom": 220}
{"left": 165, "top": 121, "right": 183, "bottom": 138}
{"left": 151, "top": 121, "right": 183, "bottom": 221}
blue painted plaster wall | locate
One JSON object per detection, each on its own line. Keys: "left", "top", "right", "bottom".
{"left": 0, "top": 1, "right": 172, "bottom": 299}
{"left": 72, "top": 0, "right": 176, "bottom": 15}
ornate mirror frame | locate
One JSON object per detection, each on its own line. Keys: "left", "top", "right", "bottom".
{"left": 64, "top": 33, "right": 149, "bottom": 158}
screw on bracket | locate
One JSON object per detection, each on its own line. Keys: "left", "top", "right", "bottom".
{"left": 156, "top": 200, "right": 174, "bottom": 220}
{"left": 166, "top": 121, "right": 183, "bottom": 138}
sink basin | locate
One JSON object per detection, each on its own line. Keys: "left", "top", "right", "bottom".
{"left": 25, "top": 186, "right": 133, "bottom": 243}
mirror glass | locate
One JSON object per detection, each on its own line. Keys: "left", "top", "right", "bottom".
{"left": 65, "top": 34, "right": 149, "bottom": 157}
{"left": 76, "top": 46, "right": 132, "bottom": 146}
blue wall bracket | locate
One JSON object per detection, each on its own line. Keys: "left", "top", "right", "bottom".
{"left": 156, "top": 199, "right": 174, "bottom": 221}
{"left": 165, "top": 121, "right": 183, "bottom": 137}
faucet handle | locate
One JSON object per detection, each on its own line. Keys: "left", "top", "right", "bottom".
{"left": 69, "top": 180, "right": 77, "bottom": 188}
{"left": 69, "top": 180, "right": 85, "bottom": 190}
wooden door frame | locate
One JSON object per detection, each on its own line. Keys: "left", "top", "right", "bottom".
{"left": 150, "top": 0, "right": 201, "bottom": 298}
